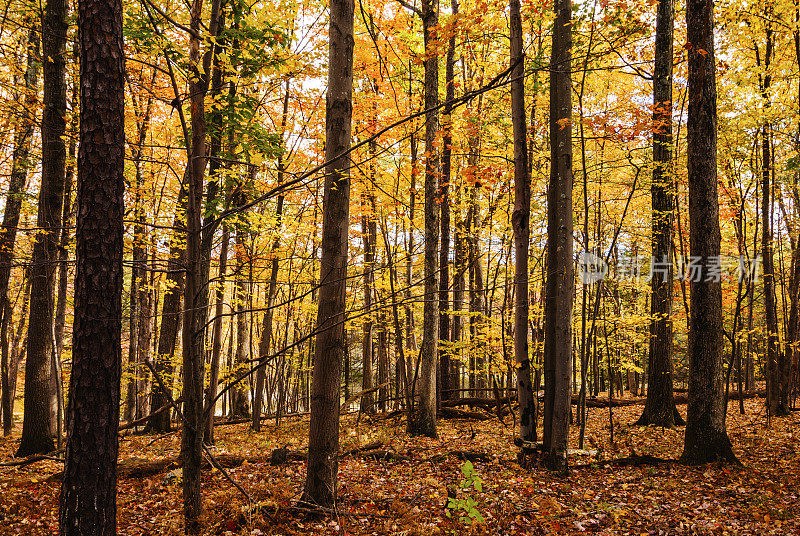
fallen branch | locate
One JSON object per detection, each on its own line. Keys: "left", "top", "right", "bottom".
{"left": 438, "top": 407, "right": 491, "bottom": 421}
{"left": 270, "top": 441, "right": 387, "bottom": 465}
{"left": 46, "top": 453, "right": 268, "bottom": 481}
{"left": 118, "top": 399, "right": 181, "bottom": 432}
{"left": 340, "top": 382, "right": 390, "bottom": 412}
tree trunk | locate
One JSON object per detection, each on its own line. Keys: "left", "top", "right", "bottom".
{"left": 360, "top": 191, "right": 375, "bottom": 414}
{"left": 146, "top": 186, "right": 187, "bottom": 433}
{"left": 58, "top": 0, "right": 124, "bottom": 529}
{"left": 17, "top": 0, "right": 68, "bottom": 457}
{"left": 510, "top": 0, "right": 535, "bottom": 444}
{"left": 543, "top": 0, "right": 574, "bottom": 473}
{"left": 253, "top": 194, "right": 284, "bottom": 430}
{"left": 438, "top": 1, "right": 457, "bottom": 404}
{"left": 204, "top": 225, "right": 229, "bottom": 444}
{"left": 679, "top": 0, "right": 738, "bottom": 465}
{"left": 407, "top": 0, "right": 439, "bottom": 438}
{"left": 300, "top": 0, "right": 353, "bottom": 508}
{"left": 181, "top": 0, "right": 222, "bottom": 529}
{"left": 231, "top": 214, "right": 252, "bottom": 419}
{"left": 0, "top": 23, "right": 38, "bottom": 437}
{"left": 637, "top": 0, "right": 682, "bottom": 427}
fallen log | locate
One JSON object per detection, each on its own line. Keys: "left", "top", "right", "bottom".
{"left": 438, "top": 407, "right": 491, "bottom": 421}
{"left": 118, "top": 398, "right": 182, "bottom": 432}
{"left": 340, "top": 382, "right": 390, "bottom": 412}
{"left": 270, "top": 441, "right": 386, "bottom": 465}
{"left": 46, "top": 452, "right": 267, "bottom": 482}
{"left": 426, "top": 450, "right": 493, "bottom": 464}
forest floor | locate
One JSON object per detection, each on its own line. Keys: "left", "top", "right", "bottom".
{"left": 1, "top": 396, "right": 799, "bottom": 535}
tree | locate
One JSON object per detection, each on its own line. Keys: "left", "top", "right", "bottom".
{"left": 58, "top": 0, "right": 125, "bottom": 529}
{"left": 0, "top": 19, "right": 38, "bottom": 437}
{"left": 17, "top": 0, "right": 68, "bottom": 457}
{"left": 542, "top": 0, "right": 574, "bottom": 473}
{"left": 300, "top": 0, "right": 354, "bottom": 508}
{"left": 636, "top": 0, "right": 683, "bottom": 428}
{"left": 407, "top": 0, "right": 440, "bottom": 438}
{"left": 510, "top": 0, "right": 535, "bottom": 443}
{"left": 438, "top": 0, "right": 457, "bottom": 404}
{"left": 755, "top": 9, "right": 788, "bottom": 418}
{"left": 181, "top": 0, "right": 222, "bottom": 529}
{"left": 679, "top": 0, "right": 738, "bottom": 465}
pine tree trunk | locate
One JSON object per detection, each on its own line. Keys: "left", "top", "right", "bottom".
{"left": 58, "top": 0, "right": 124, "bottom": 528}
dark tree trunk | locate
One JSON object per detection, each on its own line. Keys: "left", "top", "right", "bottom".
{"left": 145, "top": 186, "right": 187, "bottom": 434}
{"left": 54, "top": 56, "right": 78, "bottom": 362}
{"left": 636, "top": 0, "right": 683, "bottom": 427}
{"left": 231, "top": 214, "right": 252, "bottom": 419}
{"left": 300, "top": 0, "right": 353, "bottom": 508}
{"left": 438, "top": 0, "right": 457, "bottom": 404}
{"left": 204, "top": 224, "right": 229, "bottom": 444}
{"left": 510, "top": 0, "right": 535, "bottom": 444}
{"left": 360, "top": 191, "right": 375, "bottom": 414}
{"left": 679, "top": 0, "right": 738, "bottom": 465}
{"left": 17, "top": 0, "right": 68, "bottom": 457}
{"left": 58, "top": 0, "right": 124, "bottom": 529}
{"left": 253, "top": 81, "right": 291, "bottom": 429}
{"left": 543, "top": 0, "right": 574, "bottom": 473}
{"left": 253, "top": 194, "right": 284, "bottom": 430}
{"left": 181, "top": 0, "right": 222, "bottom": 529}
{"left": 407, "top": 0, "right": 439, "bottom": 438}
{"left": 0, "top": 22, "right": 38, "bottom": 437}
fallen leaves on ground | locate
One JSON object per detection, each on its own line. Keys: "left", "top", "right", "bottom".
{"left": 1, "top": 397, "right": 799, "bottom": 535}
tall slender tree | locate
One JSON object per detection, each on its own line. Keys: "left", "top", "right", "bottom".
{"left": 438, "top": 0, "right": 457, "bottom": 404}
{"left": 636, "top": 0, "right": 683, "bottom": 427}
{"left": 300, "top": 0, "right": 354, "bottom": 508}
{"left": 17, "top": 0, "right": 68, "bottom": 457}
{"left": 0, "top": 21, "right": 38, "bottom": 436}
{"left": 542, "top": 0, "right": 574, "bottom": 473}
{"left": 679, "top": 0, "right": 738, "bottom": 465}
{"left": 58, "top": 0, "right": 125, "bottom": 528}
{"left": 510, "top": 0, "right": 535, "bottom": 444}
{"left": 407, "top": 0, "right": 440, "bottom": 438}
{"left": 181, "top": 0, "right": 222, "bottom": 529}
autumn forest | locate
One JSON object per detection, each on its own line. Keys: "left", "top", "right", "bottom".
{"left": 1, "top": 0, "right": 800, "bottom": 533}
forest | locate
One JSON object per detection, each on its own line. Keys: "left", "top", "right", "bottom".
{"left": 0, "top": 0, "right": 799, "bottom": 532}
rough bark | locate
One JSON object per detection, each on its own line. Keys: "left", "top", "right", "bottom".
{"left": 407, "top": 0, "right": 439, "bottom": 439}
{"left": 300, "top": 0, "right": 353, "bottom": 508}
{"left": 636, "top": 0, "right": 683, "bottom": 427}
{"left": 17, "top": 0, "right": 68, "bottom": 457}
{"left": 58, "top": 0, "right": 125, "bottom": 530}
{"left": 679, "top": 0, "right": 738, "bottom": 465}
{"left": 543, "top": 0, "right": 574, "bottom": 473}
